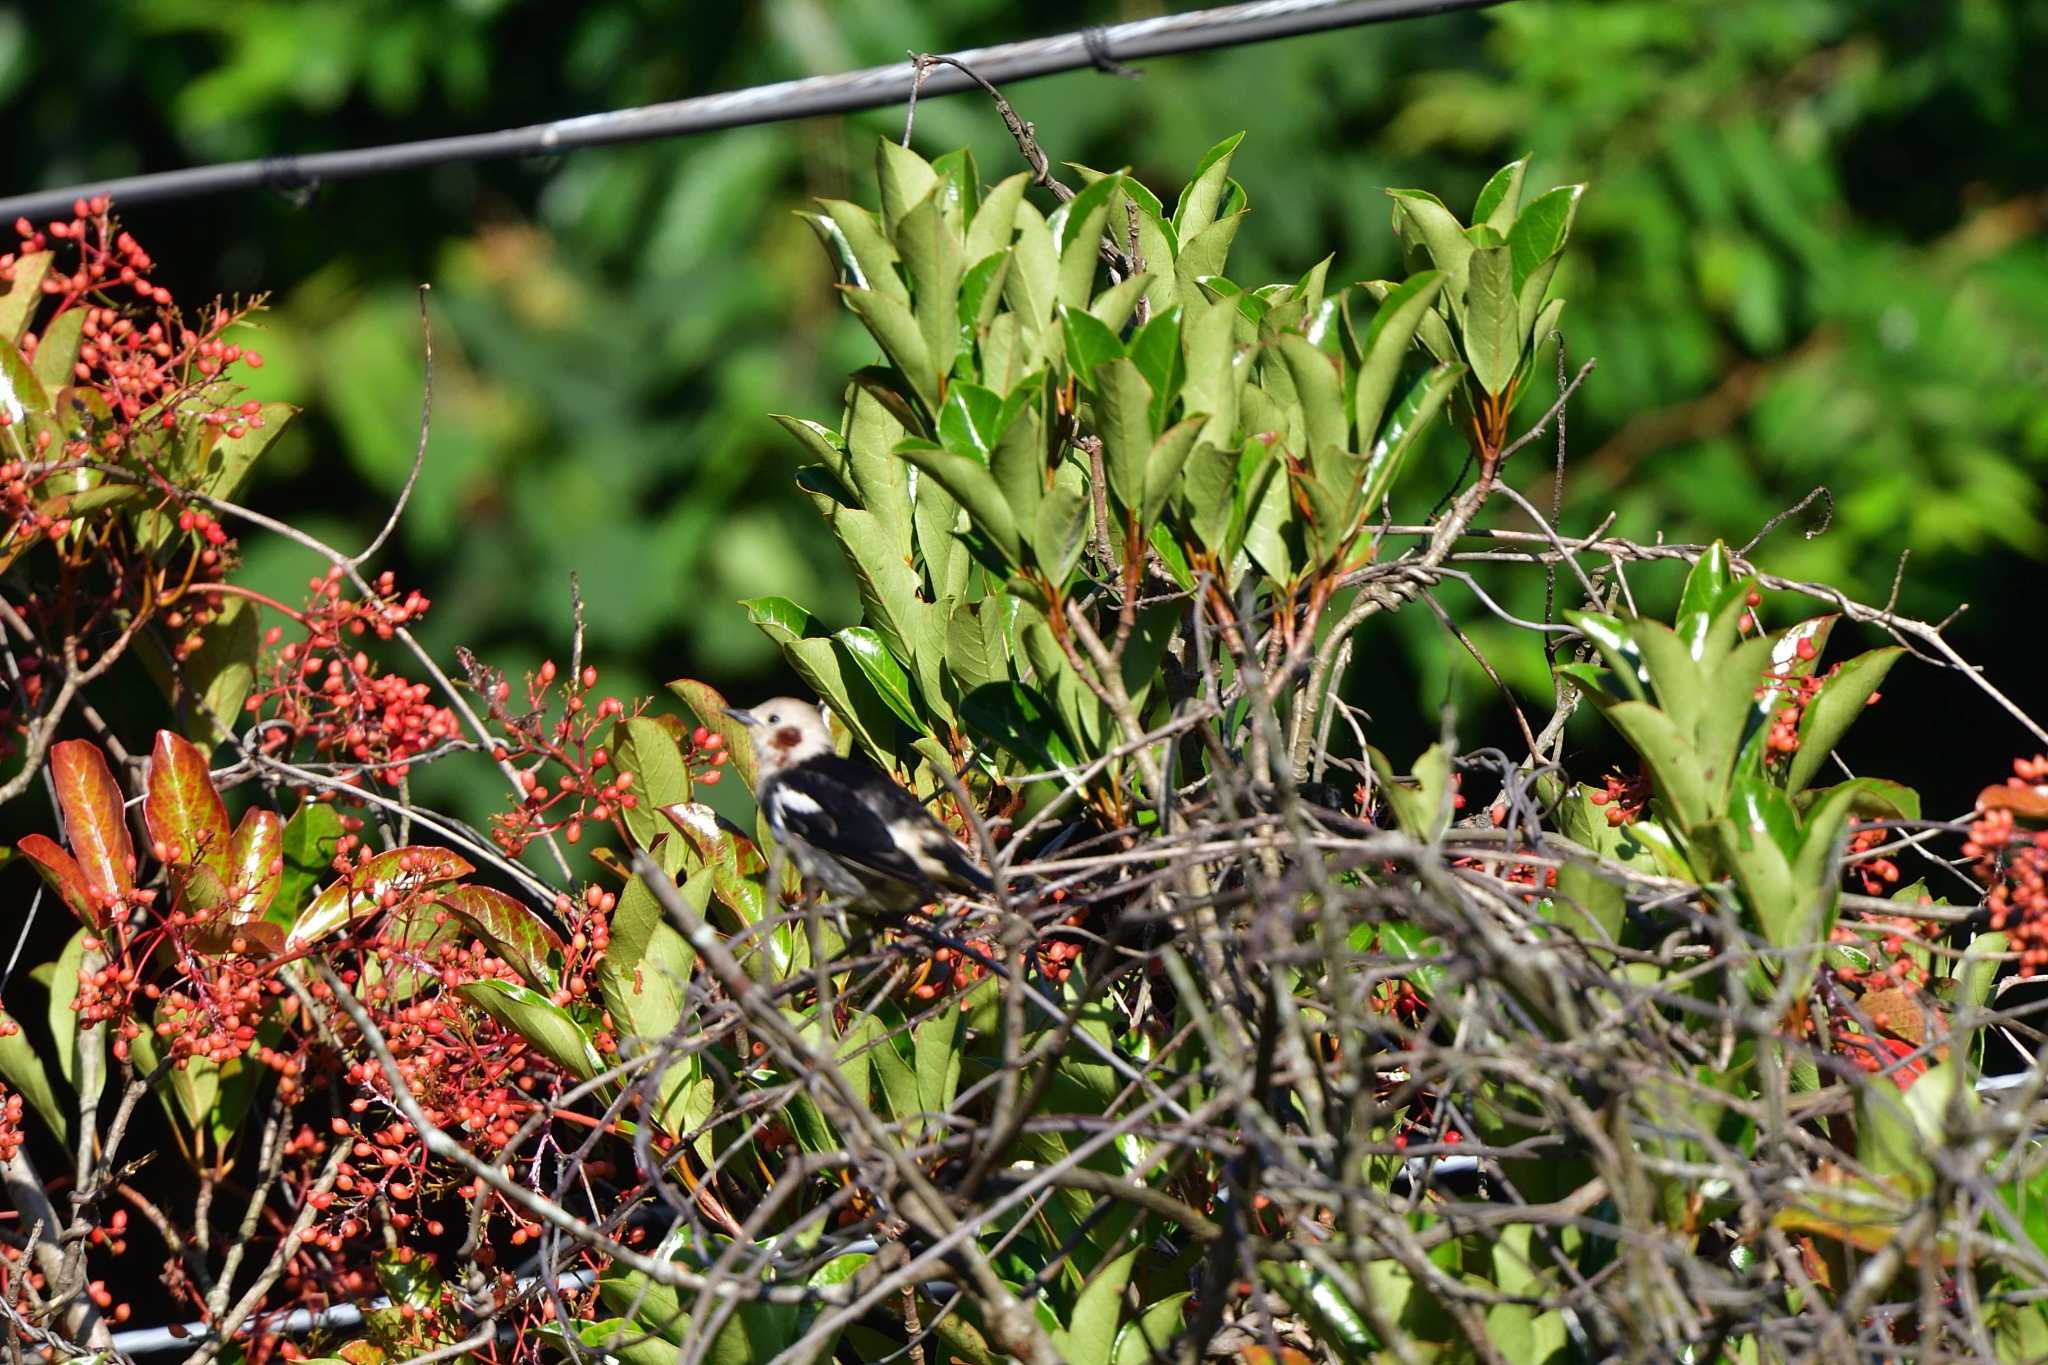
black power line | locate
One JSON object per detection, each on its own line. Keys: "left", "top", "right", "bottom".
{"left": 1, "top": 0, "right": 1506, "bottom": 222}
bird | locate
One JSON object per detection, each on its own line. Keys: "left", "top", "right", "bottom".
{"left": 723, "top": 697, "right": 994, "bottom": 907}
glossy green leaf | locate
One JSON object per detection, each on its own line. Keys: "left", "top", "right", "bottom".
{"left": 895, "top": 190, "right": 964, "bottom": 381}
{"left": 836, "top": 625, "right": 922, "bottom": 732}
{"left": 1274, "top": 332, "right": 1346, "bottom": 458}
{"left": 875, "top": 138, "right": 936, "bottom": 230}
{"left": 962, "top": 681, "right": 1075, "bottom": 772}
{"left": 1061, "top": 305, "right": 1125, "bottom": 386}
{"left": 1352, "top": 271, "right": 1444, "bottom": 447}
{"left": 1360, "top": 361, "right": 1463, "bottom": 513}
{"left": 1786, "top": 647, "right": 1905, "bottom": 793}
{"left": 272, "top": 800, "right": 343, "bottom": 927}
{"left": 458, "top": 979, "right": 602, "bottom": 1081}
{"left": 613, "top": 716, "right": 692, "bottom": 853}
{"left": 1387, "top": 189, "right": 1472, "bottom": 304}
{"left": 1059, "top": 1247, "right": 1139, "bottom": 1365}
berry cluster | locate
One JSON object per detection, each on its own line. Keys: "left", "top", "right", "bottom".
{"left": 6, "top": 202, "right": 263, "bottom": 432}
{"left": 1968, "top": 755, "right": 2048, "bottom": 975}
{"left": 249, "top": 568, "right": 455, "bottom": 783}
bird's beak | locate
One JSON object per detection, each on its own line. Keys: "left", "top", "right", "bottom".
{"left": 721, "top": 706, "right": 755, "bottom": 727}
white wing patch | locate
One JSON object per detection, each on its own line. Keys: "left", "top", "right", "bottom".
{"left": 771, "top": 787, "right": 824, "bottom": 817}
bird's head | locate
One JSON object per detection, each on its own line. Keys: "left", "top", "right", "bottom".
{"left": 722, "top": 696, "right": 833, "bottom": 775}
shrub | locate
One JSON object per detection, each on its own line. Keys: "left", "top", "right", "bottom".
{"left": 2, "top": 130, "right": 2045, "bottom": 1365}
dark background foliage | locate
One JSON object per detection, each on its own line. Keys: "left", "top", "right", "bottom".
{"left": 5, "top": 0, "right": 2044, "bottom": 820}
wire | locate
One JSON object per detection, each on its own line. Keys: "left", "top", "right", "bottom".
{"left": 0, "top": 0, "right": 1507, "bottom": 222}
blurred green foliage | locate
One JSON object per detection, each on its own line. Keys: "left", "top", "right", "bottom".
{"left": 7, "top": 0, "right": 2044, "bottom": 801}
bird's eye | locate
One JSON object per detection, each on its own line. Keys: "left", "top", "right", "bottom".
{"left": 766, "top": 712, "right": 780, "bottom": 723}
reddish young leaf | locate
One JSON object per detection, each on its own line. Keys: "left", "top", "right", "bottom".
{"left": 437, "top": 885, "right": 565, "bottom": 989}
{"left": 171, "top": 860, "right": 233, "bottom": 922}
{"left": 225, "top": 807, "right": 284, "bottom": 922}
{"left": 16, "top": 833, "right": 100, "bottom": 927}
{"left": 287, "top": 846, "right": 474, "bottom": 950}
{"left": 48, "top": 739, "right": 135, "bottom": 898}
{"left": 144, "top": 730, "right": 231, "bottom": 875}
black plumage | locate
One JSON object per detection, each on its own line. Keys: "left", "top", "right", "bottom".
{"left": 760, "top": 755, "right": 993, "bottom": 900}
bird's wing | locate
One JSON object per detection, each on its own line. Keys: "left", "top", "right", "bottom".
{"left": 767, "top": 758, "right": 989, "bottom": 891}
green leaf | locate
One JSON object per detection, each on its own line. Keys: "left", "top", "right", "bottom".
{"left": 1035, "top": 462, "right": 1092, "bottom": 586}
{"left": 1786, "top": 648, "right": 1904, "bottom": 793}
{"left": 913, "top": 1004, "right": 962, "bottom": 1127}
{"left": 1473, "top": 156, "right": 1529, "bottom": 233}
{"left": 1464, "top": 244, "right": 1520, "bottom": 397}
{"left": 802, "top": 199, "right": 903, "bottom": 299}
{"left": 966, "top": 172, "right": 1030, "bottom": 264}
{"left": 459, "top": 979, "right": 602, "bottom": 1081}
{"left": 667, "top": 678, "right": 762, "bottom": 794}
{"left": 1677, "top": 541, "right": 1735, "bottom": 619}
{"left": 962, "top": 682, "right": 1075, "bottom": 772}
{"left": 1368, "top": 743, "right": 1453, "bottom": 842}
{"left": 1172, "top": 132, "right": 1244, "bottom": 239}
{"left": 287, "top": 846, "right": 472, "bottom": 949}
{"left": 1060, "top": 1248, "right": 1139, "bottom": 1365}
{"left": 1275, "top": 333, "right": 1346, "bottom": 457}
{"left": 31, "top": 308, "right": 84, "bottom": 394}
{"left": 1090, "top": 358, "right": 1156, "bottom": 513}
{"left": 841, "top": 286, "right": 938, "bottom": 411}
{"left": 1004, "top": 200, "right": 1059, "bottom": 326}
{"left": 989, "top": 393, "right": 1047, "bottom": 530}
{"left": 438, "top": 885, "right": 564, "bottom": 990}
{"left": 1053, "top": 172, "right": 1123, "bottom": 310}
{"left": 875, "top": 138, "right": 937, "bottom": 231}
{"left": 1387, "top": 189, "right": 1473, "bottom": 305}
{"left": 1565, "top": 611, "right": 1651, "bottom": 703}
{"left": 170, "top": 595, "right": 261, "bottom": 746}
{"left": 273, "top": 800, "right": 344, "bottom": 927}
{"left": 1361, "top": 361, "right": 1463, "bottom": 513}
{"left": 1858, "top": 1062, "right": 1963, "bottom": 1196}
{"left": 1061, "top": 305, "right": 1125, "bottom": 386}
{"left": 830, "top": 504, "right": 925, "bottom": 666}
{"left": 1352, "top": 272, "right": 1444, "bottom": 447}
{"left": 1174, "top": 214, "right": 1243, "bottom": 303}
{"left": 1508, "top": 184, "right": 1585, "bottom": 291}
{"left": 47, "top": 928, "right": 91, "bottom": 1086}
{"left": 1509, "top": 184, "right": 1584, "bottom": 329}
{"left": 0, "top": 252, "right": 52, "bottom": 343}
{"left": 937, "top": 382, "right": 1005, "bottom": 460}
{"left": 1604, "top": 702, "right": 1712, "bottom": 832}
{"left": 895, "top": 190, "right": 965, "bottom": 382}
{"left": 1087, "top": 272, "right": 1153, "bottom": 333}
{"left": 0, "top": 1008, "right": 67, "bottom": 1142}
{"left": 613, "top": 716, "right": 692, "bottom": 854}
{"left": 49, "top": 739, "right": 135, "bottom": 899}
{"left": 1179, "top": 293, "right": 1239, "bottom": 447}
{"left": 1111, "top": 1292, "right": 1189, "bottom": 1365}
{"left": 836, "top": 626, "right": 922, "bottom": 732}
{"left": 1142, "top": 417, "right": 1206, "bottom": 530}
{"left": 896, "top": 440, "right": 1023, "bottom": 567}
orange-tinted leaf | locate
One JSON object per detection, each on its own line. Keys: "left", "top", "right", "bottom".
{"left": 16, "top": 833, "right": 99, "bottom": 927}
{"left": 49, "top": 739, "right": 134, "bottom": 897}
{"left": 1979, "top": 781, "right": 2048, "bottom": 823}
{"left": 187, "top": 919, "right": 287, "bottom": 957}
{"left": 437, "top": 885, "right": 564, "bottom": 989}
{"left": 144, "top": 730, "right": 230, "bottom": 875}
{"left": 226, "top": 808, "right": 284, "bottom": 922}
{"left": 286, "top": 847, "right": 473, "bottom": 950}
